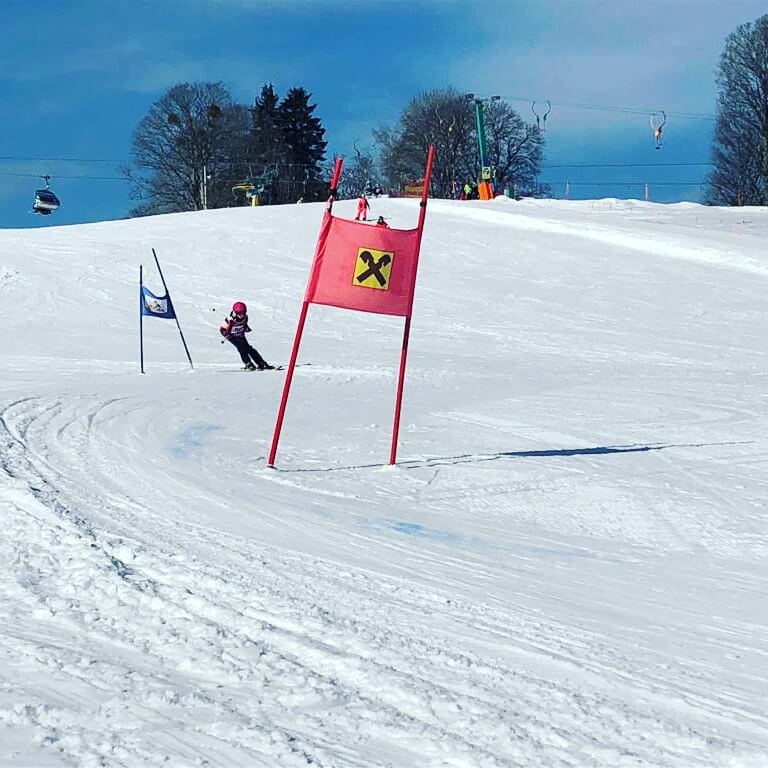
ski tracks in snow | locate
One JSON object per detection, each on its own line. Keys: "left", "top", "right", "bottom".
{"left": 3, "top": 200, "right": 768, "bottom": 766}
{"left": 2, "top": 395, "right": 768, "bottom": 766}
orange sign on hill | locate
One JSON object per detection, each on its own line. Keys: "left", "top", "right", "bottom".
{"left": 402, "top": 179, "right": 424, "bottom": 198}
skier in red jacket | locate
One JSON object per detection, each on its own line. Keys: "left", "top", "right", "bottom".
{"left": 219, "top": 301, "right": 275, "bottom": 371}
{"left": 355, "top": 193, "right": 370, "bottom": 221}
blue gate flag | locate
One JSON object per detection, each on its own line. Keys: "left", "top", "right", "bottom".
{"left": 141, "top": 286, "right": 176, "bottom": 319}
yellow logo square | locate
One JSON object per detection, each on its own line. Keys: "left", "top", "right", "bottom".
{"left": 353, "top": 247, "right": 393, "bottom": 290}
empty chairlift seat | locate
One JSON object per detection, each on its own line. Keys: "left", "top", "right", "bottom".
{"left": 32, "top": 187, "right": 61, "bottom": 215}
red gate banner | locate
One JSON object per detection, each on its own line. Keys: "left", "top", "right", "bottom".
{"left": 305, "top": 216, "right": 421, "bottom": 317}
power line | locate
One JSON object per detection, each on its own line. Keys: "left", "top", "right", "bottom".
{"left": 0, "top": 156, "right": 711, "bottom": 188}
{"left": 0, "top": 171, "right": 707, "bottom": 187}
{"left": 0, "top": 152, "right": 716, "bottom": 171}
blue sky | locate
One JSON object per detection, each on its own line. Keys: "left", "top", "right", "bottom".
{"left": 1, "top": 0, "right": 766, "bottom": 227}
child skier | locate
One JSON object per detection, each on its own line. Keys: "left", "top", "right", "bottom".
{"left": 355, "top": 193, "right": 370, "bottom": 221}
{"left": 375, "top": 215, "right": 389, "bottom": 228}
{"left": 220, "top": 301, "right": 275, "bottom": 371}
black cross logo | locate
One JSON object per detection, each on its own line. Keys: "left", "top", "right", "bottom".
{"left": 356, "top": 250, "right": 392, "bottom": 287}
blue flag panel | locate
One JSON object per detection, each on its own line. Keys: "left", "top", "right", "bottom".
{"left": 141, "top": 286, "right": 176, "bottom": 319}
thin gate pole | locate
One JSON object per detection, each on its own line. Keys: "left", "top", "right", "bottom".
{"left": 268, "top": 301, "right": 310, "bottom": 467}
{"left": 139, "top": 264, "right": 145, "bottom": 374}
{"left": 152, "top": 248, "right": 193, "bottom": 370}
{"left": 268, "top": 158, "right": 344, "bottom": 467}
{"left": 389, "top": 145, "right": 436, "bottom": 465}
{"left": 390, "top": 316, "right": 412, "bottom": 465}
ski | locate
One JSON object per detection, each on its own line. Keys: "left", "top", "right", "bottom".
{"left": 232, "top": 363, "right": 313, "bottom": 373}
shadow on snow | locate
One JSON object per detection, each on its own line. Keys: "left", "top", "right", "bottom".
{"left": 269, "top": 440, "right": 752, "bottom": 473}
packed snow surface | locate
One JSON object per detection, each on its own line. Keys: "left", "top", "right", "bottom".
{"left": 1, "top": 197, "right": 768, "bottom": 766}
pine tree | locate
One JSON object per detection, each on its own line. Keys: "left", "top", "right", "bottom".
{"left": 278, "top": 88, "right": 328, "bottom": 203}
{"left": 251, "top": 84, "right": 281, "bottom": 159}
{"left": 248, "top": 84, "right": 283, "bottom": 203}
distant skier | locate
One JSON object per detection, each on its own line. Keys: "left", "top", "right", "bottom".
{"left": 375, "top": 215, "right": 389, "bottom": 228}
{"left": 355, "top": 193, "right": 370, "bottom": 221}
{"left": 219, "top": 301, "right": 275, "bottom": 371}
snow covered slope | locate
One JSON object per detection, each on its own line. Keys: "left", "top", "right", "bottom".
{"left": 2, "top": 197, "right": 768, "bottom": 767}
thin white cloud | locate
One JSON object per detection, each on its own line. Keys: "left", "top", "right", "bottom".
{"left": 120, "top": 51, "right": 300, "bottom": 94}
{"left": 441, "top": 1, "right": 762, "bottom": 138}
{"left": 0, "top": 40, "right": 147, "bottom": 83}
{"left": 195, "top": 0, "right": 459, "bottom": 5}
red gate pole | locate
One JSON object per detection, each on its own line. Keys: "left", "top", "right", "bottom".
{"left": 268, "top": 157, "right": 344, "bottom": 467}
{"left": 389, "top": 145, "right": 436, "bottom": 465}
{"left": 268, "top": 300, "right": 309, "bottom": 466}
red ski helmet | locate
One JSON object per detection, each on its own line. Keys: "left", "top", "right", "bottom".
{"left": 232, "top": 301, "right": 247, "bottom": 315}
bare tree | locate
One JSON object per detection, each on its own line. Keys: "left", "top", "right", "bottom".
{"left": 482, "top": 101, "right": 544, "bottom": 196}
{"left": 706, "top": 15, "right": 768, "bottom": 205}
{"left": 124, "top": 82, "right": 249, "bottom": 215}
{"left": 376, "top": 88, "right": 475, "bottom": 197}
{"left": 338, "top": 143, "right": 378, "bottom": 199}
{"left": 376, "top": 88, "right": 544, "bottom": 198}
{"left": 374, "top": 126, "right": 413, "bottom": 194}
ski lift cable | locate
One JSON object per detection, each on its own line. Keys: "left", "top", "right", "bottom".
{"left": 0, "top": 155, "right": 122, "bottom": 163}
{"left": 2, "top": 170, "right": 327, "bottom": 183}
{"left": 541, "top": 180, "right": 705, "bottom": 186}
{"left": 0, "top": 158, "right": 715, "bottom": 181}
{"left": 543, "top": 161, "right": 713, "bottom": 168}
{"left": 0, "top": 171, "right": 123, "bottom": 181}
{"left": 0, "top": 156, "right": 327, "bottom": 169}
{"left": 505, "top": 96, "right": 715, "bottom": 121}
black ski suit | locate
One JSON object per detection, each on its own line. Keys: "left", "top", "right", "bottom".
{"left": 220, "top": 313, "right": 270, "bottom": 368}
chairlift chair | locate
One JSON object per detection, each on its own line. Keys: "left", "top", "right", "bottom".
{"left": 531, "top": 100, "right": 552, "bottom": 131}
{"left": 32, "top": 176, "right": 61, "bottom": 215}
{"left": 232, "top": 181, "right": 256, "bottom": 196}
{"left": 650, "top": 111, "right": 667, "bottom": 149}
